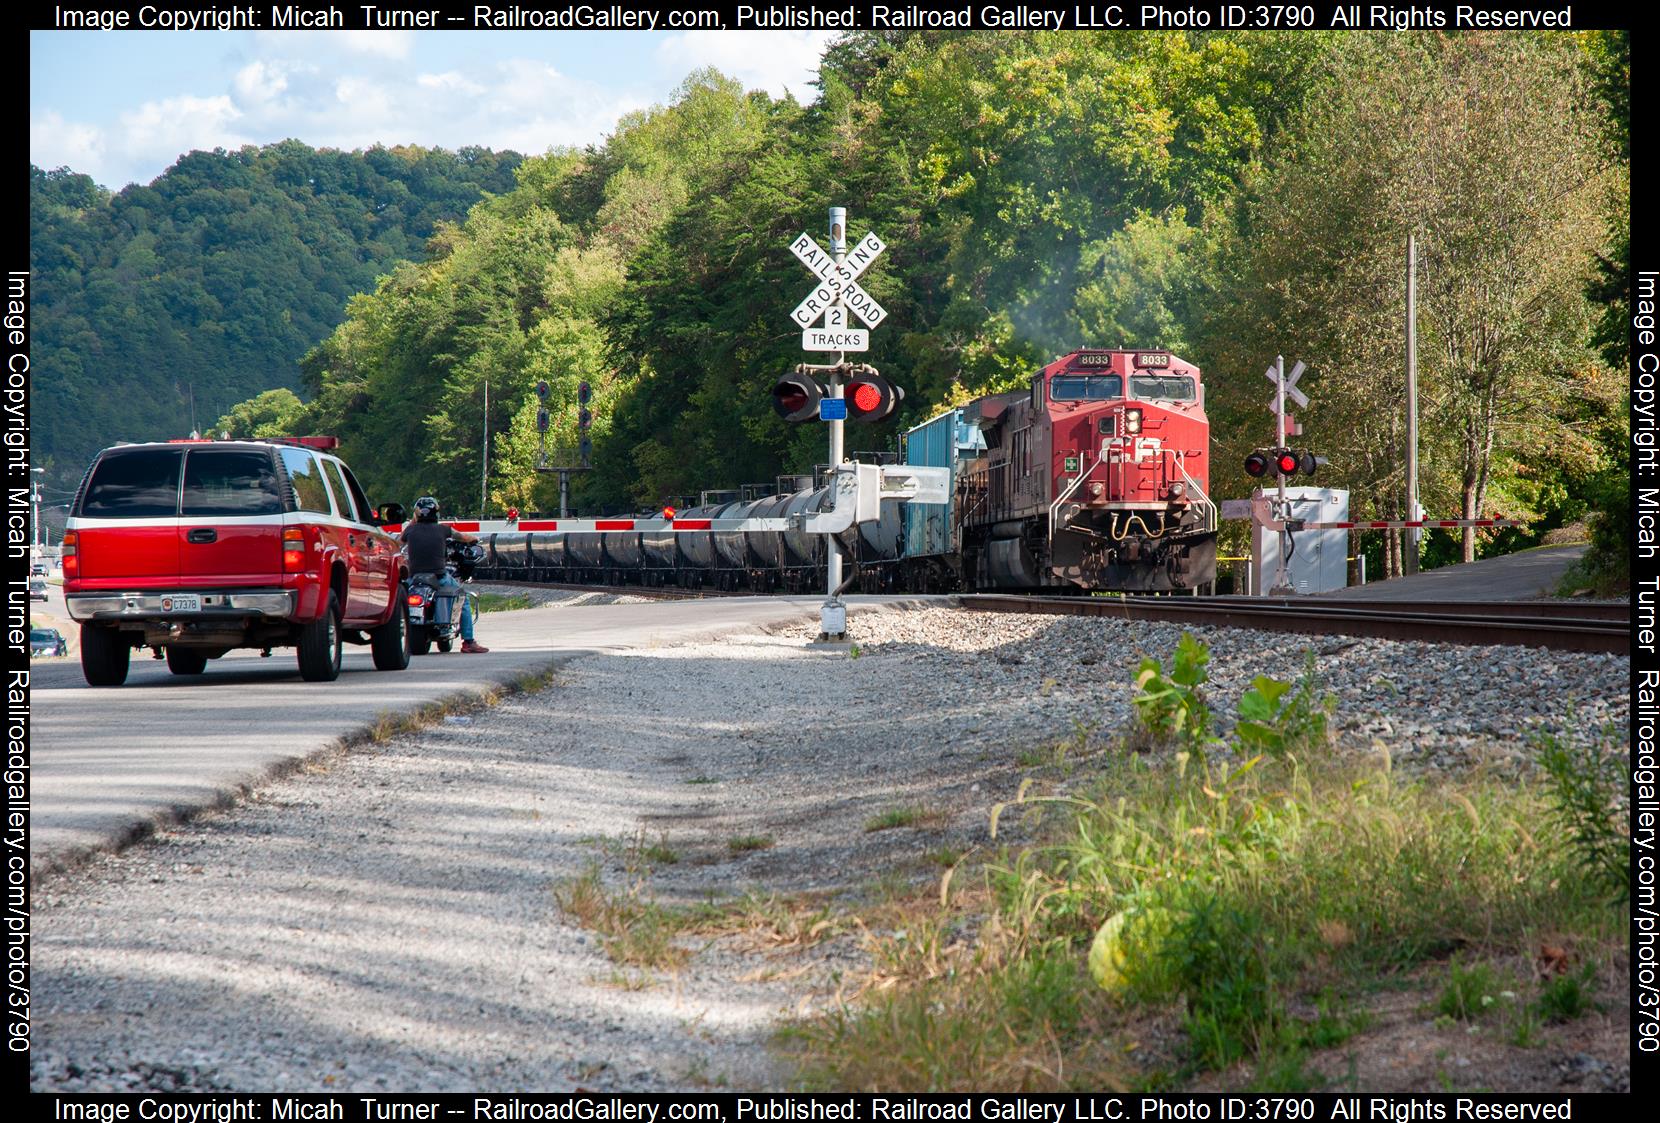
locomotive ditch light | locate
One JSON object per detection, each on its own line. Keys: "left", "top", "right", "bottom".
{"left": 845, "top": 370, "right": 903, "bottom": 424}
{"left": 771, "top": 372, "right": 826, "bottom": 422}
{"left": 1243, "top": 449, "right": 1271, "bottom": 478}
{"left": 1124, "top": 408, "right": 1143, "bottom": 435}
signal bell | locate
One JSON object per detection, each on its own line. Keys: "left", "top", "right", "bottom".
{"left": 845, "top": 371, "right": 903, "bottom": 424}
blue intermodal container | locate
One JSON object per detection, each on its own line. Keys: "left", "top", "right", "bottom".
{"left": 902, "top": 409, "right": 983, "bottom": 559}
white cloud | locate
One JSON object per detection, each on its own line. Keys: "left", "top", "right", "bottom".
{"left": 234, "top": 60, "right": 290, "bottom": 104}
{"left": 654, "top": 30, "right": 837, "bottom": 100}
{"left": 30, "top": 110, "right": 104, "bottom": 176}
{"left": 417, "top": 71, "right": 487, "bottom": 97}
{"left": 118, "top": 94, "right": 248, "bottom": 161}
{"left": 336, "top": 31, "right": 414, "bottom": 59}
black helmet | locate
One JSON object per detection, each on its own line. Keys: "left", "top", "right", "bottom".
{"left": 414, "top": 496, "right": 440, "bottom": 523}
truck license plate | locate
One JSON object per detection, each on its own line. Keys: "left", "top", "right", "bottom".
{"left": 160, "top": 595, "right": 201, "bottom": 613}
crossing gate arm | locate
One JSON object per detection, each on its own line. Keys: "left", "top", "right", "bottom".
{"left": 1260, "top": 517, "right": 1526, "bottom": 532}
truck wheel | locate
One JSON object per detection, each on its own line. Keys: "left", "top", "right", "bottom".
{"left": 409, "top": 623, "right": 432, "bottom": 656}
{"left": 165, "top": 647, "right": 208, "bottom": 676}
{"left": 81, "top": 625, "right": 130, "bottom": 687}
{"left": 371, "top": 584, "right": 412, "bottom": 670}
{"left": 297, "top": 590, "right": 343, "bottom": 682}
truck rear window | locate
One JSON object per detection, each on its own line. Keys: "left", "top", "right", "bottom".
{"left": 182, "top": 449, "right": 284, "bottom": 516}
{"left": 80, "top": 448, "right": 183, "bottom": 518}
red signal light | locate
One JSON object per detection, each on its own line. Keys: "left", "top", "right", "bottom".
{"left": 1275, "top": 449, "right": 1299, "bottom": 475}
{"left": 844, "top": 370, "right": 903, "bottom": 424}
{"left": 1244, "top": 450, "right": 1270, "bottom": 478}
{"left": 850, "top": 381, "right": 882, "bottom": 413}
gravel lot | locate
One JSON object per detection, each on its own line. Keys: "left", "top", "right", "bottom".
{"left": 30, "top": 601, "right": 1629, "bottom": 1092}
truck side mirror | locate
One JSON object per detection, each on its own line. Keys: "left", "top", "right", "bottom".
{"left": 377, "top": 502, "right": 406, "bottom": 526}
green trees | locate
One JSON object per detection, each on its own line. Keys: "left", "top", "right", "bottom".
{"left": 84, "top": 31, "right": 1623, "bottom": 555}
{"left": 29, "top": 142, "right": 519, "bottom": 489}
{"left": 1196, "top": 33, "right": 1614, "bottom": 574}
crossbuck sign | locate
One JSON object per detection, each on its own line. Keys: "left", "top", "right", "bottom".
{"left": 790, "top": 230, "right": 888, "bottom": 352}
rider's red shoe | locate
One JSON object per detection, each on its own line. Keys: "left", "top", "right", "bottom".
{"left": 461, "top": 640, "right": 490, "bottom": 654}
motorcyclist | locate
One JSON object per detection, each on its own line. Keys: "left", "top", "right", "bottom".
{"left": 400, "top": 496, "right": 489, "bottom": 653}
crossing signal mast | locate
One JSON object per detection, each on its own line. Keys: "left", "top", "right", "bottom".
{"left": 782, "top": 206, "right": 903, "bottom": 641}
{"left": 534, "top": 378, "right": 595, "bottom": 518}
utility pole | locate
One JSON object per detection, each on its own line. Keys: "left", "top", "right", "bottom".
{"left": 481, "top": 380, "right": 489, "bottom": 518}
{"left": 1404, "top": 234, "right": 1420, "bottom": 575}
{"left": 31, "top": 467, "right": 44, "bottom": 554}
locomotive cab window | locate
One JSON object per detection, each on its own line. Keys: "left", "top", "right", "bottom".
{"left": 1050, "top": 375, "right": 1123, "bottom": 401}
{"left": 1128, "top": 375, "right": 1197, "bottom": 402}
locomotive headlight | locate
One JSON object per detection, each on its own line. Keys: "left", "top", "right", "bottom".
{"left": 1124, "top": 408, "right": 1143, "bottom": 435}
{"left": 1167, "top": 482, "right": 1186, "bottom": 499}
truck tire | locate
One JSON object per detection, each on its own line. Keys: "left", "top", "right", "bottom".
{"left": 297, "top": 590, "right": 343, "bottom": 682}
{"left": 165, "top": 647, "right": 208, "bottom": 676}
{"left": 81, "top": 625, "right": 130, "bottom": 687}
{"left": 371, "top": 584, "right": 412, "bottom": 670}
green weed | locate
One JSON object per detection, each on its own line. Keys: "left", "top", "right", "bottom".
{"left": 1536, "top": 727, "right": 1630, "bottom": 900}
{"left": 728, "top": 834, "right": 775, "bottom": 854}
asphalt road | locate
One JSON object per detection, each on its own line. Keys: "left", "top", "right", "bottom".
{"left": 1317, "top": 543, "right": 1590, "bottom": 601}
{"left": 28, "top": 592, "right": 900, "bottom": 872}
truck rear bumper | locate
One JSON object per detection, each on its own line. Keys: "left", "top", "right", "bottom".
{"left": 67, "top": 591, "right": 295, "bottom": 622}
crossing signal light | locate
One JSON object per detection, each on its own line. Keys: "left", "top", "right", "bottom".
{"left": 771, "top": 373, "right": 826, "bottom": 423}
{"left": 845, "top": 371, "right": 903, "bottom": 424}
{"left": 1246, "top": 448, "right": 1322, "bottom": 478}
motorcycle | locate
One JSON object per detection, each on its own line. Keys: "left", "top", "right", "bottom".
{"left": 406, "top": 539, "right": 486, "bottom": 655}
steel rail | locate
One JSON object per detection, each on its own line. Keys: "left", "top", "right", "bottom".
{"left": 957, "top": 595, "right": 1630, "bottom": 655}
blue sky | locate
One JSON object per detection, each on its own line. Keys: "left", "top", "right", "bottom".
{"left": 31, "top": 29, "right": 840, "bottom": 189}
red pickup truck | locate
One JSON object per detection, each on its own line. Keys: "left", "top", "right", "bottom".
{"left": 63, "top": 437, "right": 412, "bottom": 686}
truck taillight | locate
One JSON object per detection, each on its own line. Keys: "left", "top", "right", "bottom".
{"left": 282, "top": 527, "right": 306, "bottom": 571}
{"left": 62, "top": 531, "right": 78, "bottom": 578}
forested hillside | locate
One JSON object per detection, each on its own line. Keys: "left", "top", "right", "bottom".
{"left": 29, "top": 141, "right": 521, "bottom": 490}
{"left": 186, "top": 33, "right": 1631, "bottom": 579}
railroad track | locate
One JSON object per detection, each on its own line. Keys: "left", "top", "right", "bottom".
{"left": 957, "top": 594, "right": 1630, "bottom": 655}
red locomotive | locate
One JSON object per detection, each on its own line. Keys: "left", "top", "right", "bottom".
{"left": 945, "top": 348, "right": 1217, "bottom": 592}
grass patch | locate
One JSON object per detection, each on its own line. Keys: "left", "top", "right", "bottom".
{"left": 864, "top": 805, "right": 943, "bottom": 832}
{"left": 728, "top": 834, "right": 775, "bottom": 854}
{"left": 476, "top": 592, "right": 532, "bottom": 613}
{"left": 782, "top": 646, "right": 1626, "bottom": 1091}
{"left": 552, "top": 867, "right": 691, "bottom": 971}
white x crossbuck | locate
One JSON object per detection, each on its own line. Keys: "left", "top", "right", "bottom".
{"left": 790, "top": 231, "right": 889, "bottom": 336}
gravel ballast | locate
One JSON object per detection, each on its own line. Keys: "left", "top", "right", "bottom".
{"left": 30, "top": 603, "right": 1629, "bottom": 1092}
